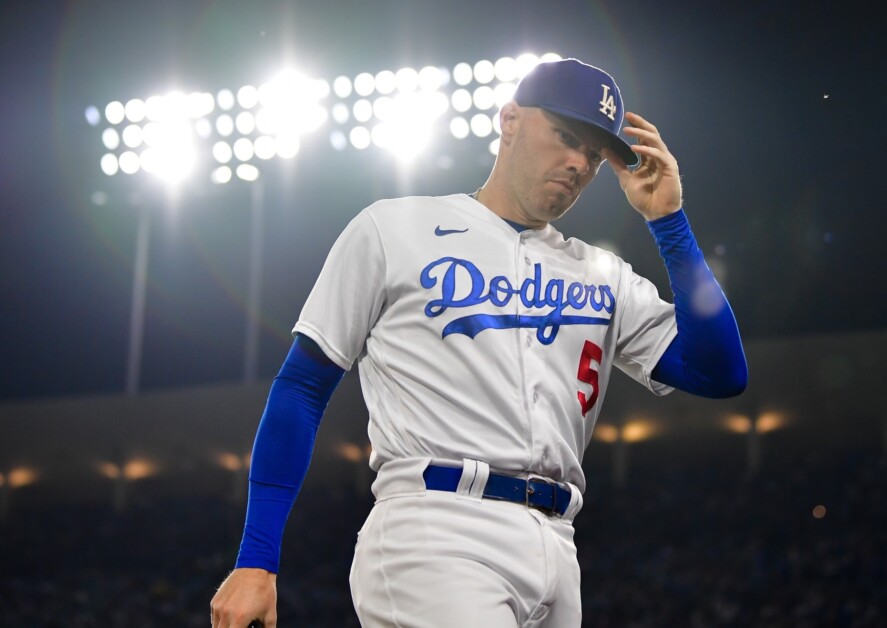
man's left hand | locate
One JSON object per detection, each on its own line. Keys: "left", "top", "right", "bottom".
{"left": 604, "top": 112, "right": 683, "bottom": 221}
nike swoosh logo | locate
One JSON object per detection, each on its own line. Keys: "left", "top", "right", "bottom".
{"left": 434, "top": 226, "right": 469, "bottom": 236}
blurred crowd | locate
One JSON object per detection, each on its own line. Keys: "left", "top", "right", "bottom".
{"left": 1, "top": 448, "right": 884, "bottom": 627}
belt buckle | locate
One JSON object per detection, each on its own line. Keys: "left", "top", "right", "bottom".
{"left": 525, "top": 475, "right": 559, "bottom": 516}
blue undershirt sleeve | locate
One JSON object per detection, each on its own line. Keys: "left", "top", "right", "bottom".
{"left": 648, "top": 209, "right": 748, "bottom": 398}
{"left": 234, "top": 333, "right": 346, "bottom": 573}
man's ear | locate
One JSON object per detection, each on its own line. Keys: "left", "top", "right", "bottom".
{"left": 499, "top": 102, "right": 520, "bottom": 145}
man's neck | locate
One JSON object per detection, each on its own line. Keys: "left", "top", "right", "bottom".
{"left": 473, "top": 178, "right": 546, "bottom": 230}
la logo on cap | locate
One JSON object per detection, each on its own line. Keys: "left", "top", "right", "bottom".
{"left": 599, "top": 84, "right": 617, "bottom": 121}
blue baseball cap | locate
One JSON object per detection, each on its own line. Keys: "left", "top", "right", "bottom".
{"left": 513, "top": 58, "right": 638, "bottom": 166}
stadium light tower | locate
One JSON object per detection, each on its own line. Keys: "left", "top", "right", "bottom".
{"left": 90, "top": 90, "right": 208, "bottom": 395}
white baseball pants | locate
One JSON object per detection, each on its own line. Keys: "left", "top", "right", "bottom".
{"left": 349, "top": 458, "right": 584, "bottom": 627}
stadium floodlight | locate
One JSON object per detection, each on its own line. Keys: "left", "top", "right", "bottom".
{"left": 122, "top": 124, "right": 143, "bottom": 148}
{"left": 331, "top": 103, "right": 350, "bottom": 125}
{"left": 333, "top": 76, "right": 353, "bottom": 98}
{"left": 90, "top": 52, "right": 564, "bottom": 182}
{"left": 105, "top": 101, "right": 125, "bottom": 124}
{"left": 494, "top": 82, "right": 517, "bottom": 108}
{"left": 210, "top": 165, "right": 232, "bottom": 185}
{"left": 237, "top": 85, "right": 259, "bottom": 109}
{"left": 142, "top": 122, "right": 164, "bottom": 147}
{"left": 275, "top": 134, "right": 300, "bottom": 159}
{"left": 95, "top": 91, "right": 202, "bottom": 186}
{"left": 330, "top": 130, "right": 348, "bottom": 151}
{"left": 472, "top": 86, "right": 496, "bottom": 110}
{"left": 354, "top": 72, "right": 375, "bottom": 97}
{"left": 353, "top": 99, "right": 373, "bottom": 123}
{"left": 372, "top": 96, "right": 394, "bottom": 121}
{"left": 255, "top": 70, "right": 329, "bottom": 139}
{"left": 144, "top": 95, "right": 164, "bottom": 121}
{"left": 216, "top": 88, "right": 235, "bottom": 111}
{"left": 125, "top": 98, "right": 146, "bottom": 123}
{"left": 100, "top": 153, "right": 119, "bottom": 176}
{"left": 233, "top": 137, "right": 255, "bottom": 162}
{"left": 349, "top": 126, "right": 371, "bottom": 150}
{"left": 372, "top": 90, "right": 448, "bottom": 162}
{"left": 236, "top": 111, "right": 256, "bottom": 135}
{"left": 118, "top": 151, "right": 140, "bottom": 175}
{"left": 195, "top": 118, "right": 213, "bottom": 139}
{"left": 449, "top": 117, "right": 469, "bottom": 140}
{"left": 472, "top": 59, "right": 495, "bottom": 84}
{"left": 515, "top": 53, "right": 543, "bottom": 77}
{"left": 451, "top": 89, "right": 472, "bottom": 113}
{"left": 375, "top": 70, "right": 396, "bottom": 95}
{"left": 236, "top": 163, "right": 260, "bottom": 181}
{"left": 253, "top": 136, "right": 276, "bottom": 160}
{"left": 453, "top": 62, "right": 473, "bottom": 86}
{"left": 148, "top": 121, "right": 196, "bottom": 184}
{"left": 494, "top": 56, "right": 518, "bottom": 82}
{"left": 186, "top": 91, "right": 215, "bottom": 118}
{"left": 85, "top": 105, "right": 101, "bottom": 126}
{"left": 215, "top": 114, "right": 234, "bottom": 137}
{"left": 87, "top": 51, "right": 567, "bottom": 396}
{"left": 102, "top": 128, "right": 120, "bottom": 150}
{"left": 394, "top": 67, "right": 419, "bottom": 93}
{"left": 418, "top": 65, "right": 447, "bottom": 91}
{"left": 470, "top": 113, "right": 493, "bottom": 138}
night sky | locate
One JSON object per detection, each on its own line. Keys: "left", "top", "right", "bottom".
{"left": 0, "top": 0, "right": 881, "bottom": 401}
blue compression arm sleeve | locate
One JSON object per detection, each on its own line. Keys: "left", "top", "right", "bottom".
{"left": 648, "top": 209, "right": 748, "bottom": 398}
{"left": 235, "top": 334, "right": 345, "bottom": 573}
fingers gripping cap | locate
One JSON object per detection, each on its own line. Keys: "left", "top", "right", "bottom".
{"left": 513, "top": 58, "right": 638, "bottom": 166}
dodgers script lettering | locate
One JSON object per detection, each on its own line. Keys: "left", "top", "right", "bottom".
{"left": 420, "top": 257, "right": 616, "bottom": 345}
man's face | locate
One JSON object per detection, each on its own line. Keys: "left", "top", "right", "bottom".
{"left": 504, "top": 106, "right": 609, "bottom": 227}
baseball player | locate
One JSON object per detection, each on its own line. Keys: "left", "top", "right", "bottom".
{"left": 211, "top": 58, "right": 747, "bottom": 627}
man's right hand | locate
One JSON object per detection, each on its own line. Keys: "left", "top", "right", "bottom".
{"left": 211, "top": 567, "right": 278, "bottom": 628}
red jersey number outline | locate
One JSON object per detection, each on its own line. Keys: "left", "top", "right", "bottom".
{"left": 577, "top": 340, "right": 602, "bottom": 416}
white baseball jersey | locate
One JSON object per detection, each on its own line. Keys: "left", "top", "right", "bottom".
{"left": 294, "top": 193, "right": 676, "bottom": 492}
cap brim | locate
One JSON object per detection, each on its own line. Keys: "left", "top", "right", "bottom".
{"left": 541, "top": 104, "right": 639, "bottom": 167}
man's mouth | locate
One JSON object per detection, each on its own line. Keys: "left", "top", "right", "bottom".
{"left": 550, "top": 179, "right": 574, "bottom": 195}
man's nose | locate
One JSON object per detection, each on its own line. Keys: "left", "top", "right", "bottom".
{"left": 566, "top": 149, "right": 590, "bottom": 176}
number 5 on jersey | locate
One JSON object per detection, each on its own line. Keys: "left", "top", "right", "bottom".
{"left": 577, "top": 340, "right": 602, "bottom": 416}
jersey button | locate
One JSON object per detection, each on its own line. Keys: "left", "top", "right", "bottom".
{"left": 532, "top": 391, "right": 539, "bottom": 403}
{"left": 525, "top": 334, "right": 532, "bottom": 347}
{"left": 524, "top": 256, "right": 531, "bottom": 265}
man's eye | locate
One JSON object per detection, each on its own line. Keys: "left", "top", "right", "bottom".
{"left": 557, "top": 130, "right": 578, "bottom": 147}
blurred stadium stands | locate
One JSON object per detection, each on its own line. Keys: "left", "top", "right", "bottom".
{"left": 1, "top": 331, "right": 884, "bottom": 625}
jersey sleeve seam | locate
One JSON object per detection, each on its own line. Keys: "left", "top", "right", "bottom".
{"left": 292, "top": 321, "right": 354, "bottom": 371}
